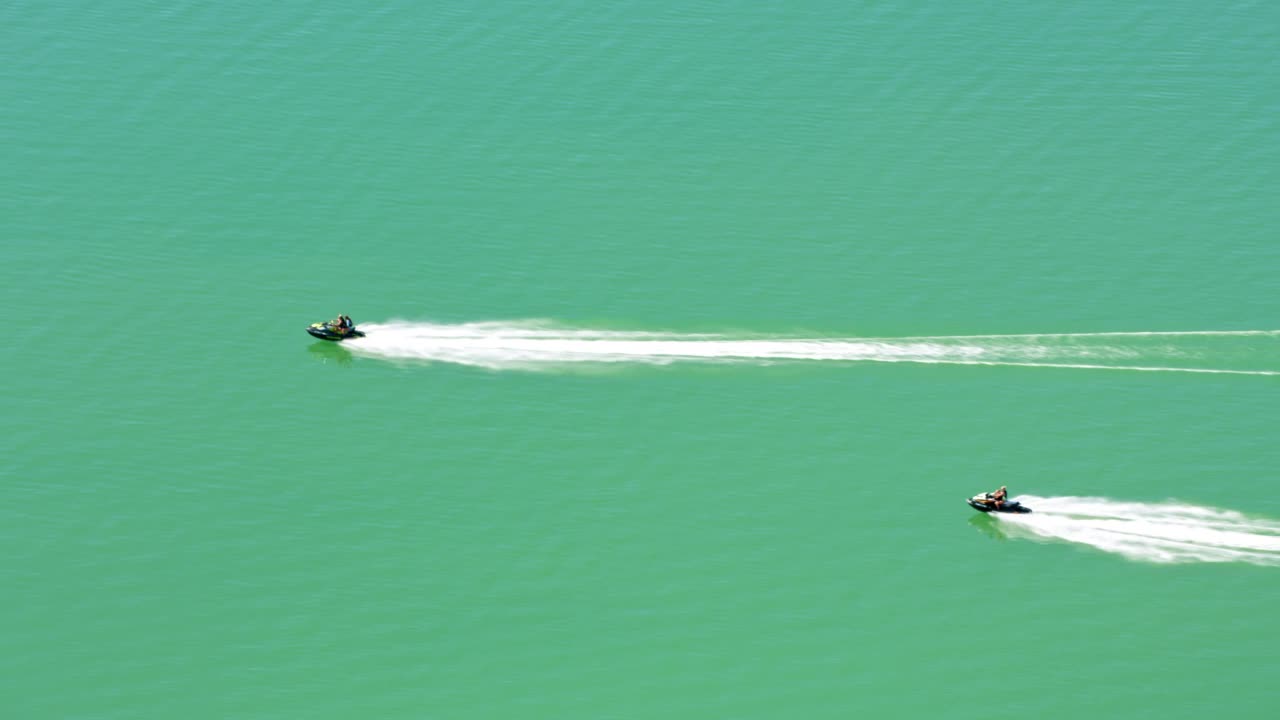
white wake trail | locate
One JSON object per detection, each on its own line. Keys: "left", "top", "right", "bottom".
{"left": 993, "top": 496, "right": 1280, "bottom": 566}
{"left": 888, "top": 330, "right": 1280, "bottom": 340}
{"left": 346, "top": 321, "right": 987, "bottom": 369}
{"left": 340, "top": 321, "right": 1280, "bottom": 375}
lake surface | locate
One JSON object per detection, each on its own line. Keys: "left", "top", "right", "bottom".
{"left": 4, "top": 1, "right": 1279, "bottom": 717}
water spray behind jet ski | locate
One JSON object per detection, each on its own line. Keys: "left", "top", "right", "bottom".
{"left": 972, "top": 495, "right": 1280, "bottom": 566}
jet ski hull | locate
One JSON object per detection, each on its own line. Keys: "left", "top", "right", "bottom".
{"left": 307, "top": 323, "right": 365, "bottom": 341}
{"left": 967, "top": 495, "right": 1032, "bottom": 514}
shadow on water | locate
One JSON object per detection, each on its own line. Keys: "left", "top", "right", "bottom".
{"left": 968, "top": 514, "right": 1008, "bottom": 543}
{"left": 307, "top": 341, "right": 353, "bottom": 367}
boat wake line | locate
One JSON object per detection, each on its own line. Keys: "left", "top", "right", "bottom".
{"left": 340, "top": 320, "right": 1280, "bottom": 375}
{"left": 988, "top": 496, "right": 1280, "bottom": 566}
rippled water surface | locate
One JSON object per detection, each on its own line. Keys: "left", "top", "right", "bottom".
{"left": 4, "top": 1, "right": 1279, "bottom": 717}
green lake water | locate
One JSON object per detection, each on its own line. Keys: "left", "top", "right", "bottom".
{"left": 4, "top": 1, "right": 1279, "bottom": 717}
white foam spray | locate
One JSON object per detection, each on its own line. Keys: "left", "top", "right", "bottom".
{"left": 993, "top": 496, "right": 1280, "bottom": 566}
{"left": 341, "top": 320, "right": 1280, "bottom": 375}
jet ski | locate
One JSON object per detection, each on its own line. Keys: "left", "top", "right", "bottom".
{"left": 307, "top": 321, "right": 365, "bottom": 341}
{"left": 967, "top": 493, "right": 1032, "bottom": 514}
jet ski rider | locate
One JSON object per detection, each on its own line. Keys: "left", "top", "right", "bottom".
{"left": 990, "top": 486, "right": 1008, "bottom": 509}
{"left": 331, "top": 314, "right": 354, "bottom": 334}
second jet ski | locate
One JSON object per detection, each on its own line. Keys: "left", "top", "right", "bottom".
{"left": 307, "top": 314, "right": 365, "bottom": 341}
{"left": 967, "top": 492, "right": 1032, "bottom": 514}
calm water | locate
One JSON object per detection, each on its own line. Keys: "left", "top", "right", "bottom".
{"left": 4, "top": 1, "right": 1280, "bottom": 717}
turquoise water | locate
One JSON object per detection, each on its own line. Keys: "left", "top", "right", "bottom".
{"left": 4, "top": 1, "right": 1280, "bottom": 717}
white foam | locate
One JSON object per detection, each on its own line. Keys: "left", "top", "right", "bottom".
{"left": 340, "top": 321, "right": 1280, "bottom": 375}
{"left": 344, "top": 321, "right": 985, "bottom": 369}
{"left": 994, "top": 496, "right": 1280, "bottom": 566}
{"left": 888, "top": 330, "right": 1280, "bottom": 340}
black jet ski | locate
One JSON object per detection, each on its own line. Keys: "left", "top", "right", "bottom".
{"left": 307, "top": 321, "right": 365, "bottom": 341}
{"left": 967, "top": 493, "right": 1032, "bottom": 514}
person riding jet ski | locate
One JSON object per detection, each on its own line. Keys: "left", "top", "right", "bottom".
{"left": 306, "top": 315, "right": 364, "bottom": 341}
{"left": 966, "top": 485, "right": 1030, "bottom": 513}
{"left": 330, "top": 314, "right": 354, "bottom": 333}
{"left": 989, "top": 486, "right": 1008, "bottom": 509}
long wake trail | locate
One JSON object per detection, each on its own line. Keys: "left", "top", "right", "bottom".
{"left": 993, "top": 496, "right": 1280, "bottom": 566}
{"left": 342, "top": 321, "right": 1280, "bottom": 375}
